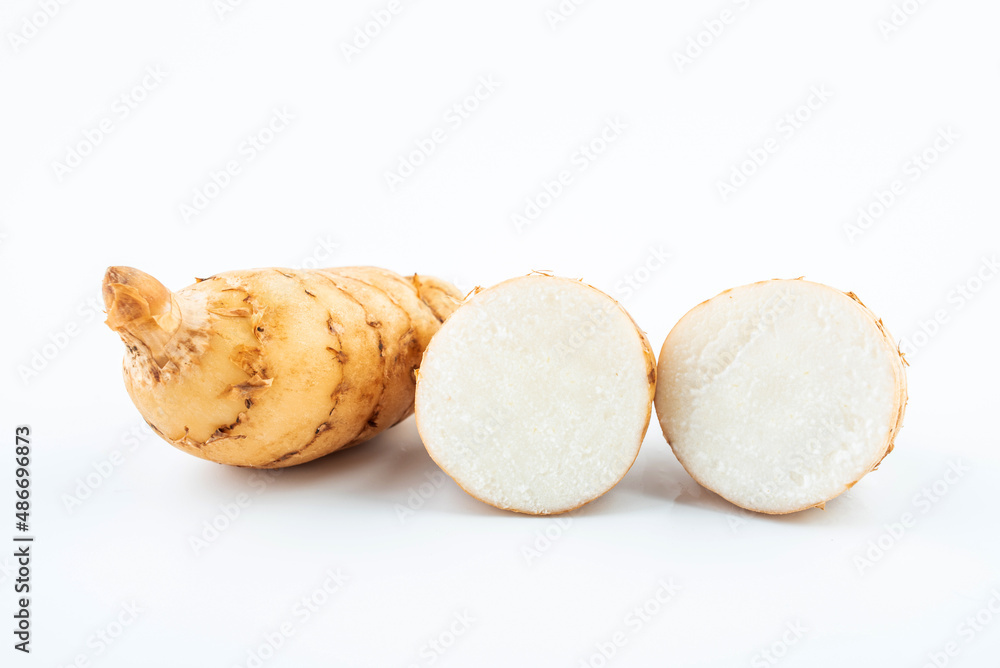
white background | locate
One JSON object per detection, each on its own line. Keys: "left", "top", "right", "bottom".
{"left": 2, "top": 0, "right": 999, "bottom": 666}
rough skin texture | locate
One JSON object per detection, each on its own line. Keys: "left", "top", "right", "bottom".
{"left": 104, "top": 266, "right": 462, "bottom": 468}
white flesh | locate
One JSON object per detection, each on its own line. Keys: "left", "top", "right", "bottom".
{"left": 655, "top": 279, "right": 906, "bottom": 514}
{"left": 415, "top": 275, "right": 655, "bottom": 515}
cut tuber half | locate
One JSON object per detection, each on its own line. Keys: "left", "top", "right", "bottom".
{"left": 415, "top": 275, "right": 656, "bottom": 515}
{"left": 654, "top": 279, "right": 907, "bottom": 514}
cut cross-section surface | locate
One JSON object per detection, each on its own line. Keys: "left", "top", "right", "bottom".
{"left": 415, "top": 275, "right": 656, "bottom": 515}
{"left": 654, "top": 279, "right": 907, "bottom": 514}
